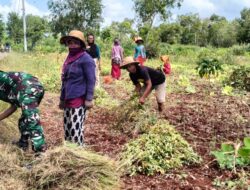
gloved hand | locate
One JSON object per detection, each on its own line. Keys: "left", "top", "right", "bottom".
{"left": 85, "top": 100, "right": 94, "bottom": 109}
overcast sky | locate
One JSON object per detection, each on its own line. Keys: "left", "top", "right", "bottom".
{"left": 0, "top": 0, "right": 250, "bottom": 26}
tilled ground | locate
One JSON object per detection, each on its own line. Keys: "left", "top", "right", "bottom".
{"left": 40, "top": 82, "right": 250, "bottom": 190}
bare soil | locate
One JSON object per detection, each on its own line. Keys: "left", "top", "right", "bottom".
{"left": 39, "top": 82, "right": 250, "bottom": 190}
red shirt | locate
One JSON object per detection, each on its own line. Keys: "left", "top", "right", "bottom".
{"left": 163, "top": 62, "right": 171, "bottom": 75}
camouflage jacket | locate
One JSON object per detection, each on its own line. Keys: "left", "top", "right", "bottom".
{"left": 0, "top": 71, "right": 40, "bottom": 107}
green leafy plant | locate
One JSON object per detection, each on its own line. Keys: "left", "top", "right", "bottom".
{"left": 196, "top": 57, "right": 223, "bottom": 79}
{"left": 211, "top": 137, "right": 250, "bottom": 172}
{"left": 119, "top": 122, "right": 201, "bottom": 176}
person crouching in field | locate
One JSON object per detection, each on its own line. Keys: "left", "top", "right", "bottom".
{"left": 120, "top": 56, "right": 166, "bottom": 112}
{"left": 0, "top": 71, "right": 46, "bottom": 152}
{"left": 160, "top": 55, "right": 171, "bottom": 75}
{"left": 59, "top": 30, "right": 96, "bottom": 146}
{"left": 111, "top": 38, "right": 123, "bottom": 80}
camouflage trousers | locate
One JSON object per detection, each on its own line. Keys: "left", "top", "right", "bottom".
{"left": 17, "top": 78, "right": 46, "bottom": 151}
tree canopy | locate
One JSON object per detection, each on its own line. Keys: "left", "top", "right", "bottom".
{"left": 48, "top": 0, "right": 103, "bottom": 36}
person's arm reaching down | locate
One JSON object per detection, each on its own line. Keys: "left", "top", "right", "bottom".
{"left": 0, "top": 104, "right": 17, "bottom": 121}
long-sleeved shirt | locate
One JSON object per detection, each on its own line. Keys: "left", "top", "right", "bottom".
{"left": 60, "top": 52, "right": 96, "bottom": 101}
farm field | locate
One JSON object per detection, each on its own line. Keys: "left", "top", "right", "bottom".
{"left": 0, "top": 48, "right": 249, "bottom": 190}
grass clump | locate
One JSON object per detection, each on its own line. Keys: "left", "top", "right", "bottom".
{"left": 119, "top": 122, "right": 201, "bottom": 176}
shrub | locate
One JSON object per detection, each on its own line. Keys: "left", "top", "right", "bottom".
{"left": 196, "top": 57, "right": 223, "bottom": 78}
{"left": 231, "top": 45, "right": 246, "bottom": 56}
{"left": 226, "top": 66, "right": 250, "bottom": 91}
{"left": 145, "top": 43, "right": 161, "bottom": 58}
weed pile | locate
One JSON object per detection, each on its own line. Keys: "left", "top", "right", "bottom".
{"left": 112, "top": 96, "right": 158, "bottom": 135}
{"left": 0, "top": 144, "right": 26, "bottom": 190}
{"left": 119, "top": 123, "right": 201, "bottom": 176}
{"left": 28, "top": 144, "right": 120, "bottom": 190}
{"left": 113, "top": 98, "right": 201, "bottom": 176}
{"left": 226, "top": 66, "right": 250, "bottom": 91}
{"left": 0, "top": 144, "right": 120, "bottom": 190}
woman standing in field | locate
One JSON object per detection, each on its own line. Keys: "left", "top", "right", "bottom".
{"left": 134, "top": 37, "right": 146, "bottom": 65}
{"left": 86, "top": 33, "right": 101, "bottom": 87}
{"left": 0, "top": 71, "right": 46, "bottom": 152}
{"left": 111, "top": 38, "right": 123, "bottom": 80}
{"left": 59, "top": 30, "right": 96, "bottom": 146}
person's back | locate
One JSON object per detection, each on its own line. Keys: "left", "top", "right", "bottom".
{"left": 134, "top": 37, "right": 146, "bottom": 65}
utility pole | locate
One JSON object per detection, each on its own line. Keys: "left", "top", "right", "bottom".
{"left": 22, "top": 0, "right": 27, "bottom": 52}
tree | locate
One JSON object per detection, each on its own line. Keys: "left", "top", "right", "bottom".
{"left": 26, "top": 15, "right": 48, "bottom": 49}
{"left": 209, "top": 14, "right": 226, "bottom": 22}
{"left": 6, "top": 12, "right": 23, "bottom": 44}
{"left": 208, "top": 19, "right": 238, "bottom": 47}
{"left": 159, "top": 23, "right": 182, "bottom": 44}
{"left": 178, "top": 13, "right": 202, "bottom": 45}
{"left": 0, "top": 14, "right": 5, "bottom": 43}
{"left": 237, "top": 8, "right": 250, "bottom": 43}
{"left": 48, "top": 0, "right": 103, "bottom": 36}
{"left": 133, "top": 0, "right": 182, "bottom": 44}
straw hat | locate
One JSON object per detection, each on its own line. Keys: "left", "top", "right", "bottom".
{"left": 60, "top": 30, "right": 86, "bottom": 45}
{"left": 160, "top": 55, "right": 170, "bottom": 63}
{"left": 135, "top": 36, "right": 144, "bottom": 43}
{"left": 120, "top": 56, "right": 139, "bottom": 69}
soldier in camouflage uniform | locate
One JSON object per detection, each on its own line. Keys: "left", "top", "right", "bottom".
{"left": 0, "top": 70, "right": 46, "bottom": 152}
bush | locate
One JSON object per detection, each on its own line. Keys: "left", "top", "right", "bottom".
{"left": 119, "top": 122, "right": 201, "bottom": 176}
{"left": 231, "top": 45, "right": 246, "bottom": 56}
{"left": 145, "top": 43, "right": 161, "bottom": 58}
{"left": 196, "top": 57, "right": 223, "bottom": 78}
{"left": 225, "top": 66, "right": 250, "bottom": 91}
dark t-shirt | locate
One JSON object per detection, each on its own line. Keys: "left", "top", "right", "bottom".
{"left": 129, "top": 66, "right": 165, "bottom": 86}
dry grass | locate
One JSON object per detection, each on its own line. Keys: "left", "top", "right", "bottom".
{"left": 0, "top": 143, "right": 121, "bottom": 190}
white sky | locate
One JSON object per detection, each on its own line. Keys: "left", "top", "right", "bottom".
{"left": 0, "top": 0, "right": 249, "bottom": 26}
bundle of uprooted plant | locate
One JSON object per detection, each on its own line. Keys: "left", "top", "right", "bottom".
{"left": 0, "top": 144, "right": 120, "bottom": 190}
{"left": 119, "top": 122, "right": 201, "bottom": 176}
{"left": 112, "top": 95, "right": 158, "bottom": 135}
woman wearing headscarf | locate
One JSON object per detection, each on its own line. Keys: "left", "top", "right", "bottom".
{"left": 111, "top": 38, "right": 123, "bottom": 80}
{"left": 59, "top": 30, "right": 96, "bottom": 146}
